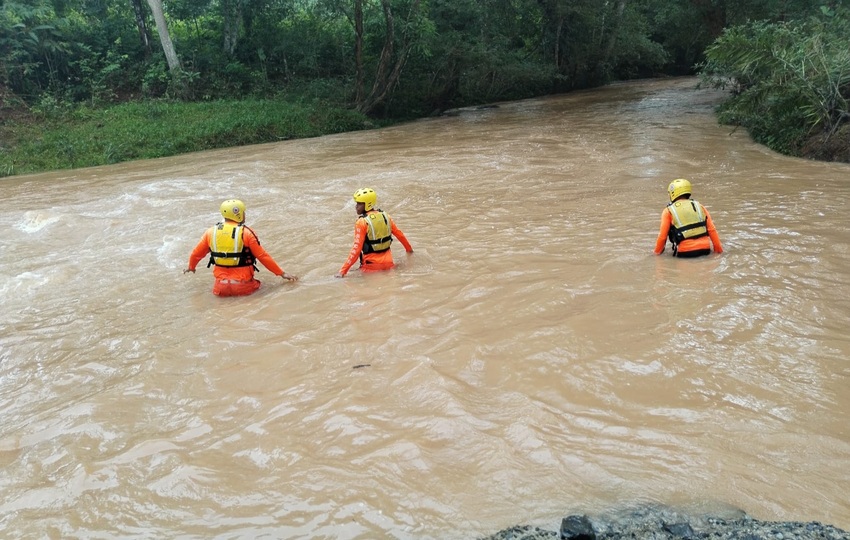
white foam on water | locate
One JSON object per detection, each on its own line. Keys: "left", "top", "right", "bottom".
{"left": 0, "top": 271, "right": 50, "bottom": 297}
{"left": 15, "top": 211, "right": 62, "bottom": 233}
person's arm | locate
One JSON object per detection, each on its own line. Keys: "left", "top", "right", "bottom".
{"left": 243, "top": 227, "right": 296, "bottom": 280}
{"left": 390, "top": 218, "right": 413, "bottom": 253}
{"left": 336, "top": 219, "right": 367, "bottom": 277}
{"left": 703, "top": 207, "right": 723, "bottom": 254}
{"left": 653, "top": 209, "right": 671, "bottom": 255}
{"left": 184, "top": 229, "right": 212, "bottom": 273}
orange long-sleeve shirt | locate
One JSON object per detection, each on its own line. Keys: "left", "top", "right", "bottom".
{"left": 654, "top": 203, "right": 723, "bottom": 255}
{"left": 338, "top": 212, "right": 413, "bottom": 276}
{"left": 188, "top": 223, "right": 285, "bottom": 280}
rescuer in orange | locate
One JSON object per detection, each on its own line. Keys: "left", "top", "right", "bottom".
{"left": 654, "top": 179, "right": 723, "bottom": 258}
{"left": 335, "top": 188, "right": 413, "bottom": 277}
{"left": 184, "top": 199, "right": 298, "bottom": 296}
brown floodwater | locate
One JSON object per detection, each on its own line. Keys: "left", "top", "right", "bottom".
{"left": 1, "top": 77, "right": 849, "bottom": 539}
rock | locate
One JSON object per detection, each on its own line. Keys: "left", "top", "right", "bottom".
{"left": 481, "top": 504, "right": 850, "bottom": 540}
{"left": 662, "top": 521, "right": 695, "bottom": 538}
{"left": 560, "top": 515, "right": 596, "bottom": 540}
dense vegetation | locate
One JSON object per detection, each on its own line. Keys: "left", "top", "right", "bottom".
{"left": 1, "top": 0, "right": 848, "bottom": 177}
{"left": 700, "top": 3, "right": 850, "bottom": 160}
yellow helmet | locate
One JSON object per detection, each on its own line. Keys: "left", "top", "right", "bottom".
{"left": 353, "top": 188, "right": 377, "bottom": 211}
{"left": 220, "top": 199, "right": 246, "bottom": 223}
{"left": 667, "top": 179, "right": 692, "bottom": 202}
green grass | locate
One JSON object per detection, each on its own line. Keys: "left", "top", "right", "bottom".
{"left": 0, "top": 98, "right": 382, "bottom": 178}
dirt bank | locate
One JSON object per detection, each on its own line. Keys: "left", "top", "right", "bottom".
{"left": 800, "top": 124, "right": 850, "bottom": 163}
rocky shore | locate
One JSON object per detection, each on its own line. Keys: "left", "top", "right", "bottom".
{"left": 481, "top": 505, "right": 850, "bottom": 540}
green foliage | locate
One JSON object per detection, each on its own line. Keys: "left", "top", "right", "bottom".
{"left": 278, "top": 77, "right": 353, "bottom": 104}
{"left": 71, "top": 44, "right": 127, "bottom": 104}
{"left": 0, "top": 0, "right": 68, "bottom": 94}
{"left": 5, "top": 0, "right": 847, "bottom": 174}
{"left": 641, "top": 0, "right": 822, "bottom": 75}
{"left": 1, "top": 0, "right": 145, "bottom": 103}
{"left": 0, "top": 96, "right": 376, "bottom": 177}
{"left": 699, "top": 7, "right": 850, "bottom": 154}
{"left": 264, "top": 9, "right": 351, "bottom": 80}
{"left": 455, "top": 48, "right": 556, "bottom": 105}
{"left": 142, "top": 58, "right": 170, "bottom": 97}
{"left": 31, "top": 90, "right": 74, "bottom": 115}
{"left": 4, "top": 0, "right": 796, "bottom": 114}
{"left": 605, "top": 2, "right": 670, "bottom": 80}
{"left": 391, "top": 0, "right": 556, "bottom": 114}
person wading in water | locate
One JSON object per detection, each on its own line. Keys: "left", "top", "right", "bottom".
{"left": 654, "top": 178, "right": 723, "bottom": 258}
{"left": 335, "top": 188, "right": 413, "bottom": 278}
{"left": 185, "top": 199, "right": 298, "bottom": 296}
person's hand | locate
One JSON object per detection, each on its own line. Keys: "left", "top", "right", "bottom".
{"left": 280, "top": 272, "right": 298, "bottom": 282}
{"left": 334, "top": 272, "right": 345, "bottom": 278}
{"left": 183, "top": 268, "right": 195, "bottom": 274}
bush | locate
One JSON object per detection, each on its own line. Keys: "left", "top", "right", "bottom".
{"left": 699, "top": 8, "right": 850, "bottom": 155}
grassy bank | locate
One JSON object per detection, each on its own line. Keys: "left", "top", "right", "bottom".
{"left": 3, "top": 87, "right": 847, "bottom": 180}
{"left": 0, "top": 98, "right": 382, "bottom": 178}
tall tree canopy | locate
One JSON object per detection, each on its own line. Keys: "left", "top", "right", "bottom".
{"left": 0, "top": 0, "right": 843, "bottom": 116}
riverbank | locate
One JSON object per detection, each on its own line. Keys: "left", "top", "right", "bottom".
{"left": 801, "top": 124, "right": 850, "bottom": 164}
{"left": 3, "top": 82, "right": 849, "bottom": 179}
{"left": 0, "top": 96, "right": 384, "bottom": 178}
{"left": 480, "top": 504, "right": 850, "bottom": 540}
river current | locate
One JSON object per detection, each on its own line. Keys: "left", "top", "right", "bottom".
{"left": 1, "top": 77, "right": 849, "bottom": 538}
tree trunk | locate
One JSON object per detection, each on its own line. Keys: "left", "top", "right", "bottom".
{"left": 129, "top": 0, "right": 152, "bottom": 56}
{"left": 356, "top": 0, "right": 421, "bottom": 115}
{"left": 554, "top": 15, "right": 563, "bottom": 70}
{"left": 602, "top": 0, "right": 627, "bottom": 63}
{"left": 222, "top": 0, "right": 243, "bottom": 56}
{"left": 354, "top": 0, "right": 364, "bottom": 104}
{"left": 539, "top": 0, "right": 567, "bottom": 74}
{"left": 146, "top": 0, "right": 182, "bottom": 74}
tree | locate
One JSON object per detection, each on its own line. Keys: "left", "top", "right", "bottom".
{"left": 601, "top": 0, "right": 628, "bottom": 63}
{"left": 352, "top": 0, "right": 425, "bottom": 114}
{"left": 700, "top": 8, "right": 850, "bottom": 154}
{"left": 354, "top": 0, "right": 363, "bottom": 102}
{"left": 221, "top": 0, "right": 243, "bottom": 55}
{"left": 145, "top": 0, "right": 182, "bottom": 74}
{"left": 0, "top": 0, "right": 74, "bottom": 94}
{"left": 129, "top": 0, "right": 153, "bottom": 56}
